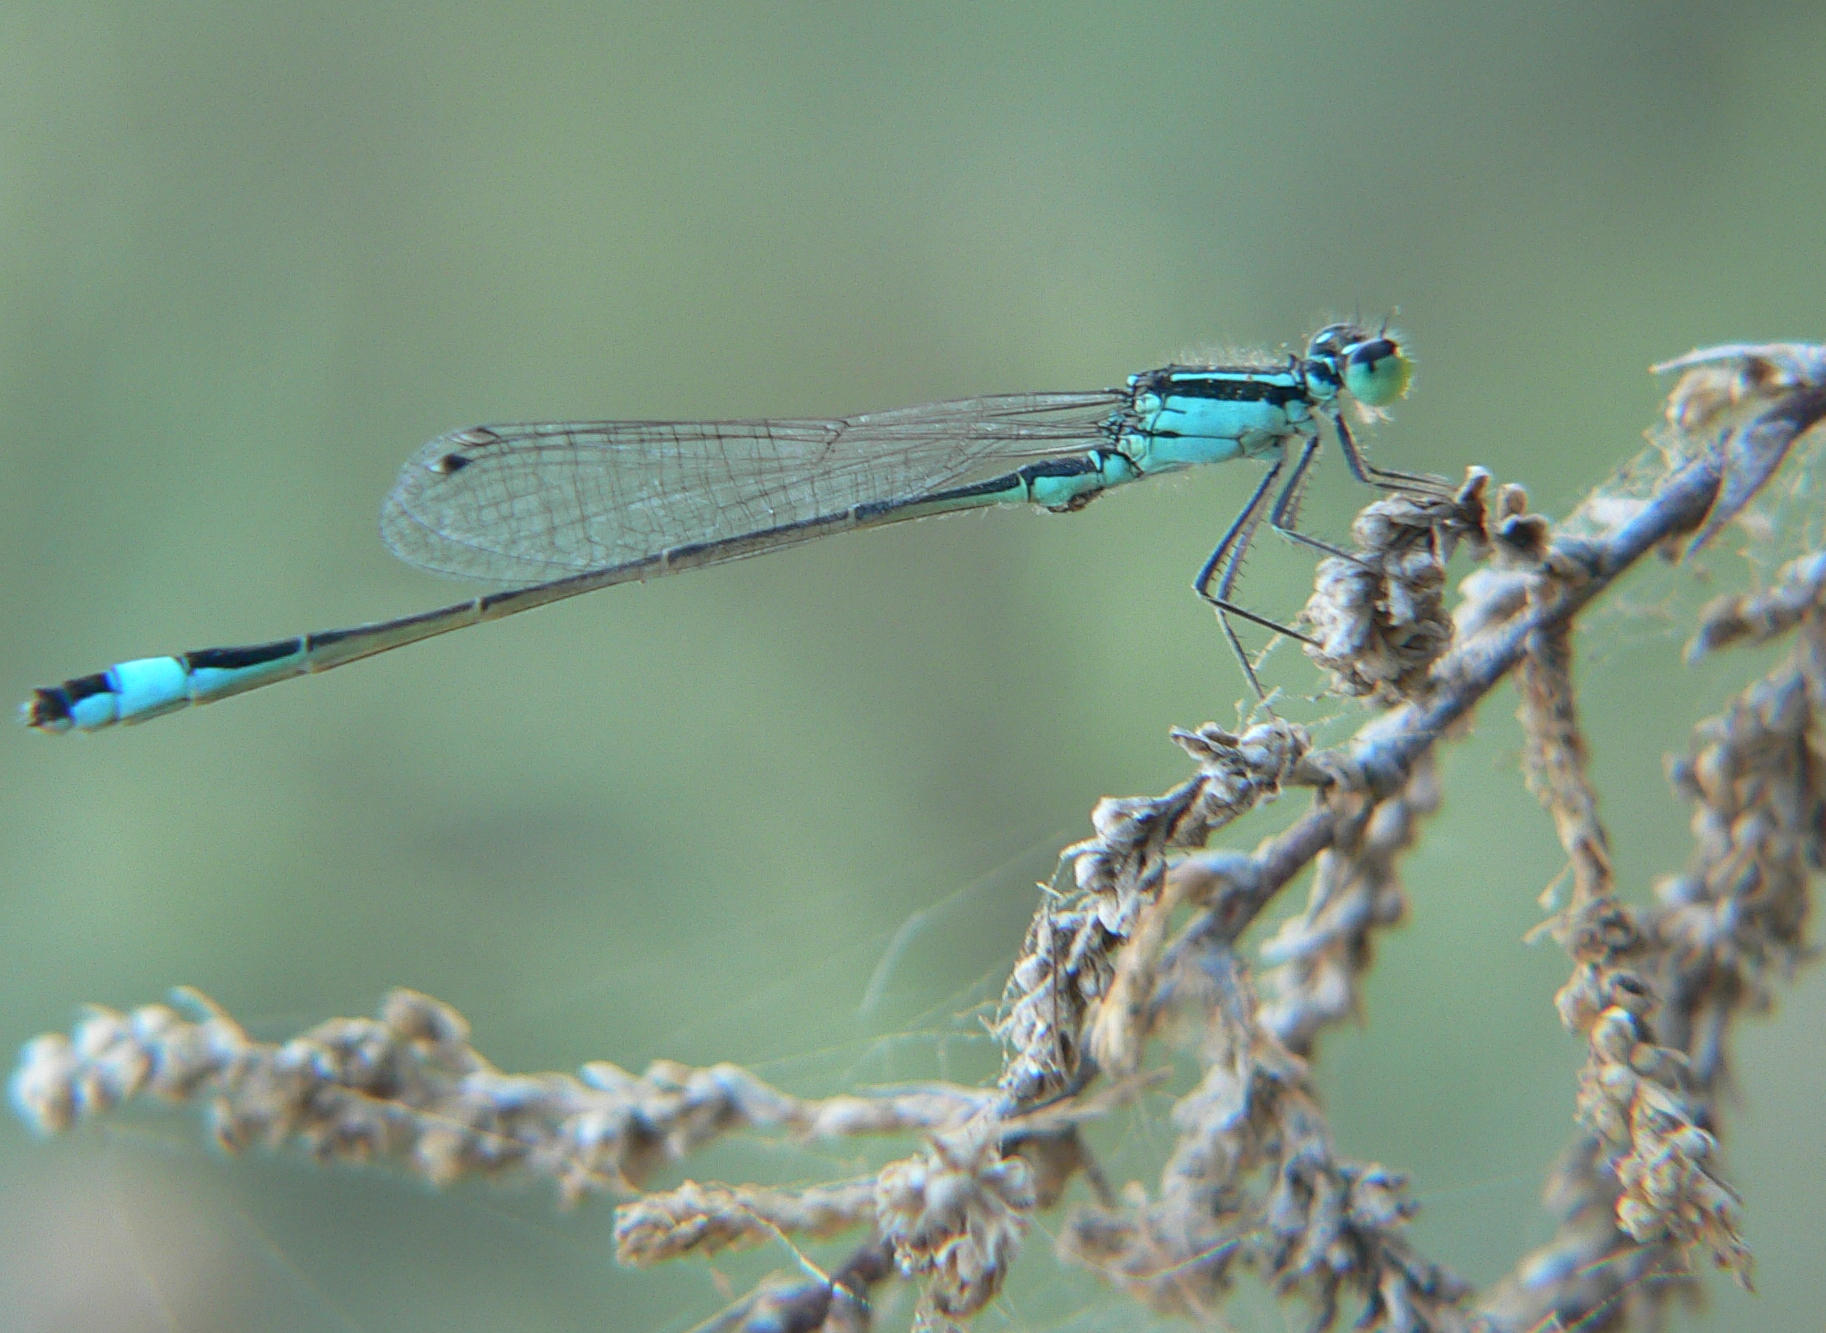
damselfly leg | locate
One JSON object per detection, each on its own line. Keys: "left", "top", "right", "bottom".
{"left": 1193, "top": 411, "right": 1449, "bottom": 699}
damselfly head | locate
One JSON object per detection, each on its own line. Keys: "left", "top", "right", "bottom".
{"left": 1306, "top": 323, "right": 1413, "bottom": 409}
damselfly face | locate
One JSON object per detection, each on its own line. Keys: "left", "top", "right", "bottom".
{"left": 1305, "top": 322, "right": 1413, "bottom": 409}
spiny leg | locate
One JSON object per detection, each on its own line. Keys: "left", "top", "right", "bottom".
{"left": 1265, "top": 431, "right": 1360, "bottom": 563}
{"left": 1266, "top": 411, "right": 1453, "bottom": 564}
{"left": 1193, "top": 454, "right": 1316, "bottom": 701}
{"left": 1194, "top": 417, "right": 1448, "bottom": 700}
{"left": 1331, "top": 409, "right": 1452, "bottom": 496}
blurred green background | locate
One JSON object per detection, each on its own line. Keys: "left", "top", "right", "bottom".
{"left": 4, "top": 4, "right": 1825, "bottom": 1330}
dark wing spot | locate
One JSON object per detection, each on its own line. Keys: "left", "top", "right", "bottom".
{"left": 430, "top": 452, "right": 473, "bottom": 475}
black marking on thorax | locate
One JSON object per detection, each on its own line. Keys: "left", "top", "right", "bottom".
{"left": 1131, "top": 367, "right": 1310, "bottom": 409}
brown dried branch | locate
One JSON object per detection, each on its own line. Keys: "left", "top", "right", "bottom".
{"left": 10, "top": 987, "right": 991, "bottom": 1208}
{"left": 615, "top": 1177, "right": 878, "bottom": 1265}
{"left": 995, "top": 717, "right": 1317, "bottom": 1104}
{"left": 1061, "top": 936, "right": 1475, "bottom": 1331}
{"left": 1255, "top": 755, "right": 1440, "bottom": 1059}
{"left": 698, "top": 1241, "right": 894, "bottom": 1333}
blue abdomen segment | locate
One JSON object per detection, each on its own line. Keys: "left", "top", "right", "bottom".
{"left": 26, "top": 641, "right": 310, "bottom": 731}
{"left": 859, "top": 448, "right": 1142, "bottom": 521}
{"left": 1024, "top": 450, "right": 1140, "bottom": 509}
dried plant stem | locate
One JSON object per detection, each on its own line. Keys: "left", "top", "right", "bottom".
{"left": 1167, "top": 448, "right": 1721, "bottom": 948}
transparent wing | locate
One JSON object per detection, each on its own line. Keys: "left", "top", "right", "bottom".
{"left": 379, "top": 391, "right": 1127, "bottom": 582}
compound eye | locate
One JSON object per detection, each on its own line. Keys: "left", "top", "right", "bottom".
{"left": 1304, "top": 323, "right": 1354, "bottom": 360}
{"left": 1342, "top": 337, "right": 1413, "bottom": 407}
